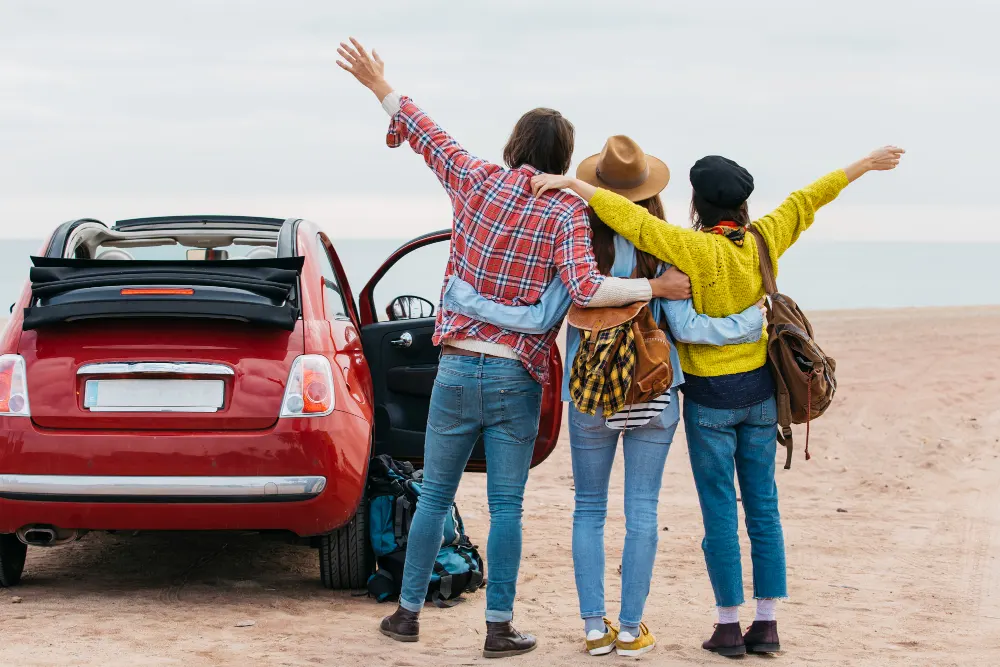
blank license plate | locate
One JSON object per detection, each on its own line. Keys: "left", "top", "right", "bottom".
{"left": 83, "top": 379, "right": 225, "bottom": 412}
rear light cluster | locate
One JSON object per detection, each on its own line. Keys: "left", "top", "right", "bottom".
{"left": 0, "top": 354, "right": 31, "bottom": 417}
{"left": 280, "top": 355, "right": 335, "bottom": 418}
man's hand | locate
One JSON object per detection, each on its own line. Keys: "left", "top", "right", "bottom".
{"left": 649, "top": 266, "right": 692, "bottom": 300}
{"left": 336, "top": 37, "right": 393, "bottom": 101}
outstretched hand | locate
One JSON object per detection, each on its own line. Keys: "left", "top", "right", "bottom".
{"left": 336, "top": 37, "right": 393, "bottom": 100}
{"left": 867, "top": 145, "right": 905, "bottom": 171}
{"left": 845, "top": 145, "right": 905, "bottom": 182}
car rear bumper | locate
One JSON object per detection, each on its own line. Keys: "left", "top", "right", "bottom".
{"left": 0, "top": 411, "right": 371, "bottom": 537}
{"left": 0, "top": 474, "right": 327, "bottom": 502}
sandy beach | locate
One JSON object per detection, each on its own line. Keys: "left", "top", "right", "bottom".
{"left": 1, "top": 306, "right": 998, "bottom": 666}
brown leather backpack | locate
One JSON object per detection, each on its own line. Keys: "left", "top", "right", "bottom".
{"left": 749, "top": 227, "right": 837, "bottom": 469}
{"left": 567, "top": 300, "right": 674, "bottom": 407}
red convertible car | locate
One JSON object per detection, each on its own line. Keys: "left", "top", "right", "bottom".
{"left": 0, "top": 215, "right": 562, "bottom": 589}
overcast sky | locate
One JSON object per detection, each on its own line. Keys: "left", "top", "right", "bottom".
{"left": 1, "top": 0, "right": 997, "bottom": 241}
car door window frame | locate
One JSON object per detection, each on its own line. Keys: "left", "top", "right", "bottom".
{"left": 358, "top": 230, "right": 450, "bottom": 327}
{"left": 315, "top": 233, "right": 357, "bottom": 326}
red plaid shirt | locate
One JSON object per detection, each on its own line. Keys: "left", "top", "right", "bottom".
{"left": 386, "top": 97, "right": 605, "bottom": 383}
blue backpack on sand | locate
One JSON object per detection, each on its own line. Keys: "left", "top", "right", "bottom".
{"left": 366, "top": 455, "right": 485, "bottom": 606}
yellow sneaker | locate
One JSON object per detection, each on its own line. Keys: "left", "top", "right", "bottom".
{"left": 585, "top": 618, "right": 618, "bottom": 656}
{"left": 616, "top": 622, "right": 655, "bottom": 657}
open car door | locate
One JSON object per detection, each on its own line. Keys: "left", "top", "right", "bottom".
{"left": 358, "top": 230, "right": 562, "bottom": 472}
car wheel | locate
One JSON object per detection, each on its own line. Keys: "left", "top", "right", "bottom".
{"left": 319, "top": 496, "right": 372, "bottom": 590}
{"left": 0, "top": 533, "right": 27, "bottom": 587}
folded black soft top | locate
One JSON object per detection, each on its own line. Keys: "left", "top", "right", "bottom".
{"left": 24, "top": 256, "right": 304, "bottom": 331}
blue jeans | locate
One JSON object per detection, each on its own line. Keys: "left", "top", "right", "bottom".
{"left": 683, "top": 395, "right": 787, "bottom": 607}
{"left": 398, "top": 354, "right": 542, "bottom": 622}
{"left": 568, "top": 389, "right": 680, "bottom": 627}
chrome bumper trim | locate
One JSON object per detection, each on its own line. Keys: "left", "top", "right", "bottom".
{"left": 77, "top": 362, "right": 235, "bottom": 376}
{"left": 0, "top": 475, "right": 326, "bottom": 500}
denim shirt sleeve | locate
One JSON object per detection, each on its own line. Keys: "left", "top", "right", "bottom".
{"left": 441, "top": 275, "right": 571, "bottom": 335}
{"left": 663, "top": 298, "right": 764, "bottom": 346}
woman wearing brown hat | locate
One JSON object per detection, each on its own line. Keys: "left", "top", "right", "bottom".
{"left": 530, "top": 145, "right": 905, "bottom": 656}
{"left": 442, "top": 136, "right": 766, "bottom": 658}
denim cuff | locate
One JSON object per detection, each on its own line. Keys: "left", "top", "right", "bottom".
{"left": 485, "top": 609, "right": 513, "bottom": 623}
{"left": 399, "top": 597, "right": 423, "bottom": 614}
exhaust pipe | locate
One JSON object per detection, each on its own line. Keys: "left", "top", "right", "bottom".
{"left": 16, "top": 525, "right": 86, "bottom": 547}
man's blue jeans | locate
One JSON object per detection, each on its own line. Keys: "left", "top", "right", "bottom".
{"left": 683, "top": 395, "right": 787, "bottom": 607}
{"left": 568, "top": 389, "right": 679, "bottom": 627}
{"left": 398, "top": 354, "right": 542, "bottom": 622}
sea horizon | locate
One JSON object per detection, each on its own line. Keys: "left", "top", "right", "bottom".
{"left": 2, "top": 237, "right": 998, "bottom": 315}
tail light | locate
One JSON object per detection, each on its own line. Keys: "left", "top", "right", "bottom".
{"left": 0, "top": 354, "right": 31, "bottom": 417}
{"left": 280, "top": 355, "right": 335, "bottom": 418}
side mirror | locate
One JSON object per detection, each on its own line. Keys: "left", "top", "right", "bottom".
{"left": 386, "top": 295, "right": 435, "bottom": 321}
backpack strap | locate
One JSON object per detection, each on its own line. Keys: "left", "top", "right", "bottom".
{"left": 456, "top": 548, "right": 485, "bottom": 591}
{"left": 749, "top": 227, "right": 778, "bottom": 297}
{"left": 750, "top": 226, "right": 795, "bottom": 469}
{"left": 393, "top": 496, "right": 412, "bottom": 547}
{"left": 777, "top": 425, "right": 794, "bottom": 470}
{"left": 429, "top": 562, "right": 460, "bottom": 608}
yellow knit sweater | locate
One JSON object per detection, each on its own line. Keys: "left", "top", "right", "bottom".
{"left": 589, "top": 169, "right": 850, "bottom": 377}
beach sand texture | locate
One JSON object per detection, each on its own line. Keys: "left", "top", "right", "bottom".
{"left": 1, "top": 307, "right": 998, "bottom": 666}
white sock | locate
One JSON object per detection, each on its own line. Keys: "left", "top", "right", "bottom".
{"left": 718, "top": 606, "right": 739, "bottom": 624}
{"left": 755, "top": 598, "right": 778, "bottom": 622}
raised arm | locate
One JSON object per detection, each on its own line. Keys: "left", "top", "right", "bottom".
{"left": 664, "top": 297, "right": 764, "bottom": 346}
{"left": 752, "top": 145, "right": 905, "bottom": 261}
{"left": 532, "top": 174, "right": 715, "bottom": 276}
{"left": 337, "top": 37, "right": 492, "bottom": 199}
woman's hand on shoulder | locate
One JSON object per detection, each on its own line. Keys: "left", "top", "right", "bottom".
{"left": 530, "top": 174, "right": 574, "bottom": 197}
{"left": 531, "top": 175, "right": 598, "bottom": 201}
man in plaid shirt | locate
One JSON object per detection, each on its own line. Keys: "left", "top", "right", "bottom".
{"left": 338, "top": 38, "right": 688, "bottom": 657}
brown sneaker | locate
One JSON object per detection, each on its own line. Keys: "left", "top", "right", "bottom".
{"left": 702, "top": 622, "right": 746, "bottom": 657}
{"left": 379, "top": 606, "right": 419, "bottom": 643}
{"left": 483, "top": 621, "right": 537, "bottom": 658}
{"left": 743, "top": 620, "right": 780, "bottom": 654}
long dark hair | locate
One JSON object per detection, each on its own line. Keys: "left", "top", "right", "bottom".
{"left": 689, "top": 193, "right": 750, "bottom": 231}
{"left": 588, "top": 195, "right": 663, "bottom": 279}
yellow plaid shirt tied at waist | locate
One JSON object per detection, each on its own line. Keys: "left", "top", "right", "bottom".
{"left": 569, "top": 321, "right": 637, "bottom": 416}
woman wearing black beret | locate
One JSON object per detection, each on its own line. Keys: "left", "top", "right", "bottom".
{"left": 531, "top": 145, "right": 904, "bottom": 656}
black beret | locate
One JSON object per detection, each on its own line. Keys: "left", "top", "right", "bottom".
{"left": 690, "top": 156, "right": 754, "bottom": 208}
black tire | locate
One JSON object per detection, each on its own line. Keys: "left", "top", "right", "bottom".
{"left": 0, "top": 533, "right": 27, "bottom": 587}
{"left": 319, "top": 496, "right": 372, "bottom": 590}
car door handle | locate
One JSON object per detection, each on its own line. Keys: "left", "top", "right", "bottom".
{"left": 390, "top": 332, "right": 413, "bottom": 348}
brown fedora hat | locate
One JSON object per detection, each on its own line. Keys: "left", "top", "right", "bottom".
{"left": 576, "top": 135, "right": 670, "bottom": 202}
